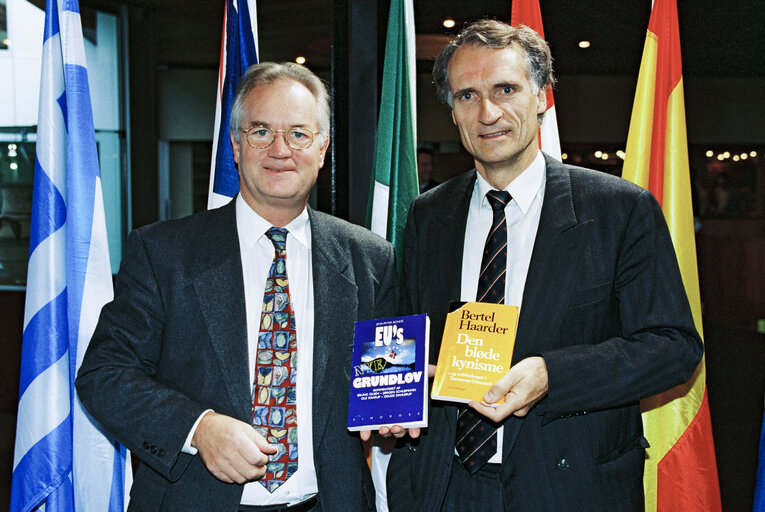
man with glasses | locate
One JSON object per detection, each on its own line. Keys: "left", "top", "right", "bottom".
{"left": 77, "top": 62, "right": 396, "bottom": 512}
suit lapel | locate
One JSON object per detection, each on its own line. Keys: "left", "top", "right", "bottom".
{"left": 308, "top": 209, "right": 358, "bottom": 449}
{"left": 192, "top": 202, "right": 252, "bottom": 421}
{"left": 503, "top": 155, "right": 586, "bottom": 459}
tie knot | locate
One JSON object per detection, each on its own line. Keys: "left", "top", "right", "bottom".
{"left": 486, "top": 190, "right": 511, "bottom": 211}
{"left": 266, "top": 227, "right": 288, "bottom": 250}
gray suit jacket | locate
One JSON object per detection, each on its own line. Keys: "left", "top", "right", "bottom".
{"left": 77, "top": 200, "right": 397, "bottom": 512}
{"left": 387, "top": 155, "right": 703, "bottom": 511}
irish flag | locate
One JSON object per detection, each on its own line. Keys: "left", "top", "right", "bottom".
{"left": 511, "top": 0, "right": 561, "bottom": 161}
{"left": 622, "top": 0, "right": 722, "bottom": 510}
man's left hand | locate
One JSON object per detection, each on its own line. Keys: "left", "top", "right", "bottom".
{"left": 469, "top": 356, "right": 548, "bottom": 422}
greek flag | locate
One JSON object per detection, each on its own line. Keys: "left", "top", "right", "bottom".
{"left": 10, "top": 1, "right": 129, "bottom": 511}
{"left": 207, "top": 0, "right": 259, "bottom": 209}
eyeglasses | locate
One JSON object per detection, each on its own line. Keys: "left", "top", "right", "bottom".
{"left": 239, "top": 125, "right": 321, "bottom": 150}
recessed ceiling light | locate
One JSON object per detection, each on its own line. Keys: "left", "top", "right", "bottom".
{"left": 705, "top": 150, "right": 714, "bottom": 157}
{"left": 578, "top": 41, "right": 591, "bottom": 49}
{"left": 443, "top": 19, "right": 456, "bottom": 28}
{"left": 295, "top": 56, "right": 306, "bottom": 65}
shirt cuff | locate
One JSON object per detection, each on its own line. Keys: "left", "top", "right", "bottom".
{"left": 182, "top": 409, "right": 214, "bottom": 455}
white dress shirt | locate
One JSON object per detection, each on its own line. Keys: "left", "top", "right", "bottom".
{"left": 459, "top": 150, "right": 546, "bottom": 463}
{"left": 184, "top": 195, "right": 318, "bottom": 506}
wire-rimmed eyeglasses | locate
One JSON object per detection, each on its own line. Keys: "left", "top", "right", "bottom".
{"left": 239, "top": 125, "right": 321, "bottom": 150}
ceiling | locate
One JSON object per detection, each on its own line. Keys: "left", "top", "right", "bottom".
{"left": 75, "top": 0, "right": 764, "bottom": 79}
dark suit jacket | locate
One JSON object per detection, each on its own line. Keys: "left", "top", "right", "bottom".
{"left": 387, "top": 155, "right": 703, "bottom": 511}
{"left": 76, "top": 200, "right": 397, "bottom": 512}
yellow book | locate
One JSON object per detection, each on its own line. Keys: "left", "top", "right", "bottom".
{"left": 431, "top": 302, "right": 518, "bottom": 404}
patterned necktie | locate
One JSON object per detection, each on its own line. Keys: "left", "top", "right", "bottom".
{"left": 455, "top": 190, "right": 511, "bottom": 474}
{"left": 251, "top": 227, "right": 298, "bottom": 492}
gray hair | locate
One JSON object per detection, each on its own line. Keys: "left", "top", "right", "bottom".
{"left": 433, "top": 19, "right": 555, "bottom": 112}
{"left": 230, "top": 62, "right": 330, "bottom": 143}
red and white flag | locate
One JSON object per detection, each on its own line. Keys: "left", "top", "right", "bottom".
{"left": 511, "top": 0, "right": 561, "bottom": 161}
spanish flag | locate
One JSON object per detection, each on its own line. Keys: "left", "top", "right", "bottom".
{"left": 510, "top": 0, "right": 561, "bottom": 161}
{"left": 622, "top": 0, "right": 722, "bottom": 510}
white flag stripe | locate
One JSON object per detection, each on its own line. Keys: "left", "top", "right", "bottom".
{"left": 370, "top": 181, "right": 390, "bottom": 238}
{"left": 61, "top": 11, "right": 87, "bottom": 67}
{"left": 75, "top": 178, "right": 113, "bottom": 367}
{"left": 540, "top": 104, "right": 561, "bottom": 161}
{"left": 13, "top": 352, "right": 71, "bottom": 471}
{"left": 404, "top": 0, "right": 416, "bottom": 137}
{"left": 37, "top": 34, "right": 67, "bottom": 195}
{"left": 23, "top": 227, "right": 67, "bottom": 330}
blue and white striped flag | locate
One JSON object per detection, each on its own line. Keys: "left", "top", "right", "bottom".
{"left": 11, "top": 1, "right": 129, "bottom": 511}
{"left": 207, "top": 0, "right": 259, "bottom": 209}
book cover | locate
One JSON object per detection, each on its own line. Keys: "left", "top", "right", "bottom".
{"left": 347, "top": 314, "right": 429, "bottom": 431}
{"left": 431, "top": 302, "right": 518, "bottom": 404}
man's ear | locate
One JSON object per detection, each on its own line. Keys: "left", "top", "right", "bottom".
{"left": 318, "top": 134, "right": 330, "bottom": 168}
{"left": 536, "top": 86, "right": 548, "bottom": 115}
{"left": 230, "top": 132, "right": 240, "bottom": 165}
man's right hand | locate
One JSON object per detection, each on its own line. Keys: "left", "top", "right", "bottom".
{"left": 192, "top": 411, "right": 277, "bottom": 484}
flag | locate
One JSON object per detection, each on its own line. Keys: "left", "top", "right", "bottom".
{"left": 755, "top": 411, "right": 765, "bottom": 512}
{"left": 207, "top": 0, "right": 259, "bottom": 209}
{"left": 366, "top": 3, "right": 418, "bottom": 508}
{"left": 366, "top": 0, "right": 419, "bottom": 270}
{"left": 11, "top": 0, "right": 129, "bottom": 511}
{"left": 622, "top": 1, "right": 721, "bottom": 510}
{"left": 511, "top": 0, "right": 561, "bottom": 160}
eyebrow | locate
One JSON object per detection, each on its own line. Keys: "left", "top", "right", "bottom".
{"left": 246, "top": 121, "right": 312, "bottom": 129}
{"left": 452, "top": 87, "right": 477, "bottom": 100}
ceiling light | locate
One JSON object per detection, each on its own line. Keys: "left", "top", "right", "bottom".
{"left": 616, "top": 150, "right": 626, "bottom": 159}
{"left": 601, "top": 153, "right": 609, "bottom": 160}
{"left": 723, "top": 151, "right": 730, "bottom": 158}
{"left": 561, "top": 153, "right": 568, "bottom": 160}
{"left": 578, "top": 41, "right": 590, "bottom": 49}
{"left": 10, "top": 162, "right": 18, "bottom": 170}
{"left": 705, "top": 150, "right": 714, "bottom": 157}
{"left": 717, "top": 154, "right": 724, "bottom": 160}
{"left": 295, "top": 56, "right": 306, "bottom": 65}
{"left": 751, "top": 151, "right": 758, "bottom": 157}
{"left": 733, "top": 155, "right": 740, "bottom": 161}
{"left": 443, "top": 19, "right": 456, "bottom": 28}
{"left": 740, "top": 153, "right": 748, "bottom": 160}
{"left": 594, "top": 150, "right": 602, "bottom": 158}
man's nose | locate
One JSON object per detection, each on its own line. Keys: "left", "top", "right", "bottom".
{"left": 478, "top": 98, "right": 502, "bottom": 125}
{"left": 268, "top": 132, "right": 292, "bottom": 157}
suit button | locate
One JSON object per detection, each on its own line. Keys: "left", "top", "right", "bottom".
{"left": 150, "top": 445, "right": 157, "bottom": 454}
{"left": 157, "top": 449, "right": 165, "bottom": 457}
{"left": 142, "top": 441, "right": 150, "bottom": 450}
{"left": 557, "top": 458, "right": 570, "bottom": 470}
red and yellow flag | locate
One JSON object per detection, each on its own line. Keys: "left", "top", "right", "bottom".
{"left": 511, "top": 0, "right": 561, "bottom": 161}
{"left": 622, "top": 0, "right": 721, "bottom": 510}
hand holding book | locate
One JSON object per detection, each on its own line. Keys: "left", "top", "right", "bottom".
{"left": 468, "top": 355, "right": 549, "bottom": 422}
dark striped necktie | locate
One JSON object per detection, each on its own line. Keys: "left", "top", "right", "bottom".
{"left": 455, "top": 189, "right": 511, "bottom": 474}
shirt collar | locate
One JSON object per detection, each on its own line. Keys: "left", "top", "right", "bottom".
{"left": 235, "top": 195, "right": 311, "bottom": 252}
{"left": 474, "top": 151, "right": 546, "bottom": 215}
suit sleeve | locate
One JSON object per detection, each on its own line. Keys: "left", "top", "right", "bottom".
{"left": 76, "top": 229, "right": 204, "bottom": 481}
{"left": 538, "top": 189, "right": 703, "bottom": 415}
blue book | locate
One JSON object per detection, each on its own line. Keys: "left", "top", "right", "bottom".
{"left": 347, "top": 314, "right": 430, "bottom": 431}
